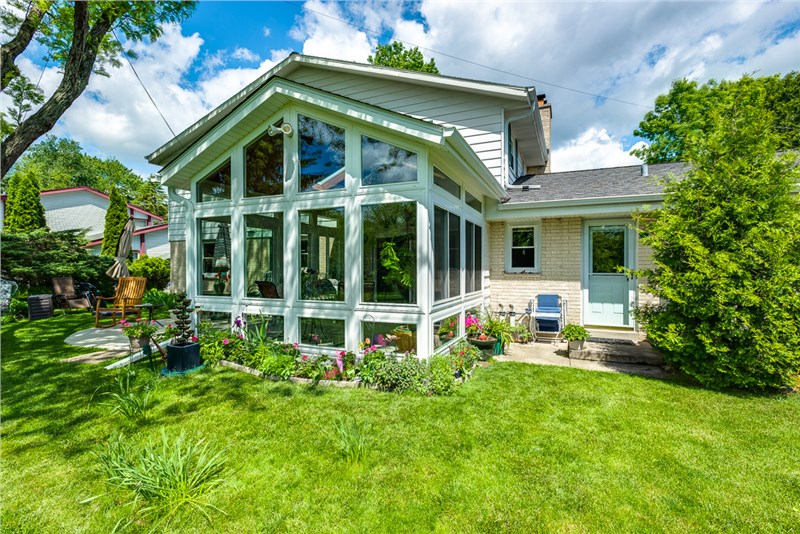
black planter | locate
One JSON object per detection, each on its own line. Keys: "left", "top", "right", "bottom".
{"left": 167, "top": 342, "right": 201, "bottom": 372}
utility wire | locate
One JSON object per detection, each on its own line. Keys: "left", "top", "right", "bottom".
{"left": 112, "top": 29, "right": 176, "bottom": 137}
{"left": 288, "top": 1, "right": 653, "bottom": 110}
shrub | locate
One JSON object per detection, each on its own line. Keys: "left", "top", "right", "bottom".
{"left": 449, "top": 340, "right": 480, "bottom": 376}
{"left": 92, "top": 430, "right": 229, "bottom": 530}
{"left": 427, "top": 354, "right": 455, "bottom": 396}
{"left": 562, "top": 324, "right": 591, "bottom": 341}
{"left": 333, "top": 416, "right": 370, "bottom": 463}
{"left": 128, "top": 255, "right": 170, "bottom": 290}
{"left": 142, "top": 288, "right": 179, "bottom": 312}
{"left": 374, "top": 354, "right": 427, "bottom": 394}
{"left": 358, "top": 348, "right": 388, "bottom": 385}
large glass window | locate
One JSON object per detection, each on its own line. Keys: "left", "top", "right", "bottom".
{"left": 433, "top": 167, "right": 461, "bottom": 199}
{"left": 466, "top": 221, "right": 482, "bottom": 294}
{"left": 198, "top": 216, "right": 232, "bottom": 296}
{"left": 510, "top": 227, "right": 536, "bottom": 269}
{"left": 197, "top": 160, "right": 231, "bottom": 202}
{"left": 246, "top": 313, "right": 284, "bottom": 341}
{"left": 298, "top": 115, "right": 345, "bottom": 192}
{"left": 300, "top": 317, "right": 345, "bottom": 347}
{"left": 362, "top": 202, "right": 416, "bottom": 304}
{"left": 465, "top": 190, "right": 482, "bottom": 213}
{"left": 299, "top": 208, "right": 345, "bottom": 301}
{"left": 362, "top": 321, "right": 417, "bottom": 354}
{"left": 361, "top": 136, "right": 417, "bottom": 186}
{"left": 434, "top": 207, "right": 460, "bottom": 301}
{"left": 245, "top": 121, "right": 284, "bottom": 197}
{"left": 245, "top": 213, "right": 283, "bottom": 299}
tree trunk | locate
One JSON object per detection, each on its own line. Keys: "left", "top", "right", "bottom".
{"left": 1, "top": 0, "right": 55, "bottom": 91}
{"left": 1, "top": 3, "right": 126, "bottom": 177}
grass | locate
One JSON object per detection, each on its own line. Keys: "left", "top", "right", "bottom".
{"left": 2, "top": 313, "right": 800, "bottom": 532}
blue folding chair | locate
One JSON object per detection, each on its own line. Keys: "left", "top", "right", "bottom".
{"left": 529, "top": 294, "right": 566, "bottom": 342}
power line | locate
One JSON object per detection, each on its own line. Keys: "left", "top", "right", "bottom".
{"left": 287, "top": 1, "right": 654, "bottom": 110}
{"left": 112, "top": 29, "right": 176, "bottom": 137}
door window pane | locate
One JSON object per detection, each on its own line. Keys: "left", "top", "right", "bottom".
{"left": 245, "top": 121, "right": 284, "bottom": 197}
{"left": 591, "top": 226, "right": 626, "bottom": 273}
{"left": 197, "top": 160, "right": 231, "bottom": 202}
{"left": 362, "top": 321, "right": 417, "bottom": 354}
{"left": 245, "top": 213, "right": 283, "bottom": 299}
{"left": 361, "top": 136, "right": 417, "bottom": 185}
{"left": 299, "top": 208, "right": 345, "bottom": 301}
{"left": 300, "top": 317, "right": 345, "bottom": 347}
{"left": 298, "top": 115, "right": 346, "bottom": 192}
{"left": 198, "top": 216, "right": 232, "bottom": 296}
{"left": 362, "top": 202, "right": 416, "bottom": 304}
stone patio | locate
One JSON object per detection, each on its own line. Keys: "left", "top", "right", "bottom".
{"left": 63, "top": 325, "right": 167, "bottom": 366}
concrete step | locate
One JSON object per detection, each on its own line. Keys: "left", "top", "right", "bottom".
{"left": 569, "top": 339, "right": 663, "bottom": 366}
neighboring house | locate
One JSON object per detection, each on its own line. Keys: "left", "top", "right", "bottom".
{"left": 147, "top": 52, "right": 673, "bottom": 358}
{"left": 0, "top": 186, "right": 169, "bottom": 259}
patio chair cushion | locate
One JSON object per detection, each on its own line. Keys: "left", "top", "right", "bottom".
{"left": 537, "top": 294, "right": 560, "bottom": 308}
{"left": 535, "top": 306, "right": 562, "bottom": 314}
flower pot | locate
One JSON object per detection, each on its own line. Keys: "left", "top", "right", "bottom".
{"left": 568, "top": 339, "right": 585, "bottom": 351}
{"left": 128, "top": 335, "right": 151, "bottom": 352}
{"left": 468, "top": 336, "right": 497, "bottom": 350}
{"left": 167, "top": 342, "right": 201, "bottom": 372}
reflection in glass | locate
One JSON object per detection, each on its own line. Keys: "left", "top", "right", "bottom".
{"left": 433, "top": 313, "right": 460, "bottom": 350}
{"left": 361, "top": 136, "right": 417, "bottom": 185}
{"left": 299, "top": 208, "right": 345, "bottom": 301}
{"left": 591, "top": 226, "right": 626, "bottom": 273}
{"left": 434, "top": 167, "right": 461, "bottom": 199}
{"left": 199, "top": 216, "right": 232, "bottom": 296}
{"left": 362, "top": 202, "right": 416, "bottom": 304}
{"left": 197, "top": 160, "right": 231, "bottom": 202}
{"left": 465, "top": 221, "right": 482, "bottom": 293}
{"left": 245, "top": 213, "right": 283, "bottom": 299}
{"left": 465, "top": 190, "right": 482, "bottom": 212}
{"left": 298, "top": 115, "right": 346, "bottom": 192}
{"left": 362, "top": 321, "right": 417, "bottom": 354}
{"left": 246, "top": 314, "right": 284, "bottom": 341}
{"left": 245, "top": 121, "right": 284, "bottom": 197}
{"left": 300, "top": 317, "right": 345, "bottom": 347}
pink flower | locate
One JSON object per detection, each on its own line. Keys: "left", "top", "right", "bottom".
{"left": 222, "top": 338, "right": 230, "bottom": 345}
{"left": 338, "top": 351, "right": 346, "bottom": 357}
{"left": 302, "top": 355, "right": 308, "bottom": 361}
{"left": 292, "top": 342, "right": 299, "bottom": 349}
{"left": 238, "top": 333, "right": 244, "bottom": 339}
{"left": 191, "top": 336, "right": 198, "bottom": 342}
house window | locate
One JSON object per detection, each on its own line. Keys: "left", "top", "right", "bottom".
{"left": 245, "top": 121, "right": 284, "bottom": 197}
{"left": 465, "top": 221, "right": 482, "bottom": 294}
{"left": 507, "top": 226, "right": 538, "bottom": 272}
{"left": 299, "top": 208, "right": 345, "bottom": 301}
{"left": 197, "top": 160, "right": 231, "bottom": 202}
{"left": 362, "top": 202, "right": 416, "bottom": 304}
{"left": 198, "top": 216, "right": 232, "bottom": 296}
{"left": 433, "top": 313, "right": 460, "bottom": 350}
{"left": 433, "top": 167, "right": 461, "bottom": 199}
{"left": 246, "top": 314, "right": 284, "bottom": 341}
{"left": 298, "top": 115, "right": 345, "bottom": 192}
{"left": 465, "top": 190, "right": 482, "bottom": 213}
{"left": 434, "top": 206, "right": 460, "bottom": 301}
{"left": 361, "top": 136, "right": 417, "bottom": 185}
{"left": 299, "top": 317, "right": 345, "bottom": 348}
{"left": 245, "top": 213, "right": 283, "bottom": 299}
{"left": 362, "top": 321, "right": 417, "bottom": 354}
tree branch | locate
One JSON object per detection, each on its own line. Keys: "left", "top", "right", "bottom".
{"left": 1, "top": 0, "right": 55, "bottom": 90}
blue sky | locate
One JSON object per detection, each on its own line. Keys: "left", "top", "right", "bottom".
{"left": 6, "top": 1, "right": 800, "bottom": 175}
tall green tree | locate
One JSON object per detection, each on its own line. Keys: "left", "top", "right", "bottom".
{"left": 0, "top": 0, "right": 196, "bottom": 177}
{"left": 634, "top": 82, "right": 800, "bottom": 390}
{"left": 0, "top": 73, "right": 45, "bottom": 135}
{"left": 368, "top": 42, "right": 439, "bottom": 74}
{"left": 101, "top": 186, "right": 128, "bottom": 256}
{"left": 632, "top": 73, "right": 800, "bottom": 163}
{"left": 3, "top": 171, "right": 46, "bottom": 232}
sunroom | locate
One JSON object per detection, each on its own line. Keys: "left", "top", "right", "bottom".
{"left": 154, "top": 79, "right": 505, "bottom": 358}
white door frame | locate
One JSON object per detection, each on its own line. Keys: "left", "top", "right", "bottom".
{"left": 581, "top": 218, "right": 637, "bottom": 329}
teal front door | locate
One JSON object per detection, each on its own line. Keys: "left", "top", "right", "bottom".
{"left": 585, "top": 224, "right": 632, "bottom": 327}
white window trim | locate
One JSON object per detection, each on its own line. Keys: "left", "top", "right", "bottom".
{"left": 504, "top": 223, "right": 541, "bottom": 273}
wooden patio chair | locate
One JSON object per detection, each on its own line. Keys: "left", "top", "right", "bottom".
{"left": 94, "top": 277, "right": 147, "bottom": 328}
{"left": 52, "top": 277, "right": 91, "bottom": 314}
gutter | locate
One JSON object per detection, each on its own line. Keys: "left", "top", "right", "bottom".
{"left": 496, "top": 193, "right": 663, "bottom": 211}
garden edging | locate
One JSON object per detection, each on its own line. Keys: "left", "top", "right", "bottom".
{"left": 219, "top": 359, "right": 362, "bottom": 388}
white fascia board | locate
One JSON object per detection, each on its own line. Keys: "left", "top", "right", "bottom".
{"left": 485, "top": 194, "right": 663, "bottom": 220}
{"left": 159, "top": 78, "right": 447, "bottom": 187}
{"left": 442, "top": 128, "right": 508, "bottom": 201}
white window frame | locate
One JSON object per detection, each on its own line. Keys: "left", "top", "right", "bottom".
{"left": 504, "top": 223, "right": 541, "bottom": 273}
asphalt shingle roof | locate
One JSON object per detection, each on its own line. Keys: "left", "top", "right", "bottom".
{"left": 506, "top": 162, "right": 689, "bottom": 203}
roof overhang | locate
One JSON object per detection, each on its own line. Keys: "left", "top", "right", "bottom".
{"left": 486, "top": 193, "right": 663, "bottom": 220}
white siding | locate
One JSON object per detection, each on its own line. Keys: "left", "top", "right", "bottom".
{"left": 138, "top": 228, "right": 170, "bottom": 259}
{"left": 168, "top": 189, "right": 190, "bottom": 242}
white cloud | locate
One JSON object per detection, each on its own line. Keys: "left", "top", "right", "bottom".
{"left": 232, "top": 47, "right": 260, "bottom": 62}
{"left": 262, "top": 26, "right": 271, "bottom": 37}
{"left": 551, "top": 128, "right": 643, "bottom": 172}
{"left": 289, "top": 0, "right": 376, "bottom": 61}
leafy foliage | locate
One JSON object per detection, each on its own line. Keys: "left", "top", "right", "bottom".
{"left": 333, "top": 416, "right": 370, "bottom": 463}
{"left": 98, "top": 366, "right": 153, "bottom": 423}
{"left": 128, "top": 255, "right": 170, "bottom": 290}
{"left": 142, "top": 288, "right": 179, "bottom": 312}
{"left": 0, "top": 73, "right": 44, "bottom": 136}
{"left": 633, "top": 83, "right": 800, "bottom": 390}
{"left": 632, "top": 73, "right": 800, "bottom": 163}
{"left": 0, "top": 228, "right": 115, "bottom": 293}
{"left": 2, "top": 171, "right": 46, "bottom": 232}
{"left": 368, "top": 42, "right": 439, "bottom": 74}
{"left": 101, "top": 186, "right": 128, "bottom": 256}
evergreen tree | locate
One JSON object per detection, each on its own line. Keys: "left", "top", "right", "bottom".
{"left": 634, "top": 82, "right": 800, "bottom": 390}
{"left": 101, "top": 186, "right": 128, "bottom": 256}
{"left": 3, "top": 171, "right": 46, "bottom": 232}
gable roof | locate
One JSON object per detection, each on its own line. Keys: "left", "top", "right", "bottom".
{"left": 40, "top": 186, "right": 165, "bottom": 220}
{"left": 147, "top": 53, "right": 542, "bottom": 169}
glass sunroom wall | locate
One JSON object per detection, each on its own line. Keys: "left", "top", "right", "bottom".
{"left": 245, "top": 213, "right": 284, "bottom": 299}
{"left": 198, "top": 215, "right": 233, "bottom": 297}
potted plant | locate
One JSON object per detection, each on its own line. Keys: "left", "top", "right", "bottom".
{"left": 563, "top": 323, "right": 591, "bottom": 351}
{"left": 166, "top": 293, "right": 201, "bottom": 372}
{"left": 120, "top": 318, "right": 159, "bottom": 352}
{"left": 481, "top": 313, "right": 513, "bottom": 355}
{"left": 465, "top": 315, "right": 495, "bottom": 349}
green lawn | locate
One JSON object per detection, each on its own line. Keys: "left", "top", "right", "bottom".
{"left": 2, "top": 314, "right": 799, "bottom": 533}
